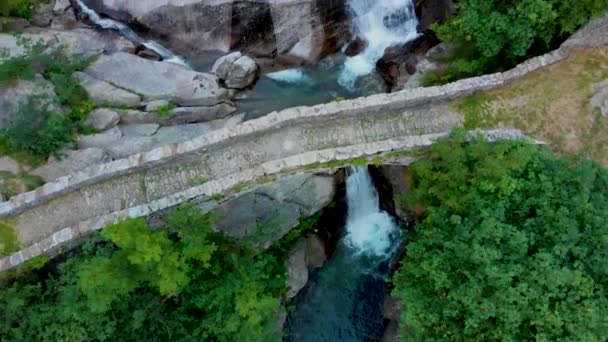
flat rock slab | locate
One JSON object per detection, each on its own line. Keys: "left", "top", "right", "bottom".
{"left": 85, "top": 52, "right": 230, "bottom": 106}
{"left": 120, "top": 123, "right": 160, "bottom": 137}
{"left": 31, "top": 148, "right": 111, "bottom": 182}
{"left": 0, "top": 157, "right": 20, "bottom": 175}
{"left": 74, "top": 72, "right": 141, "bottom": 108}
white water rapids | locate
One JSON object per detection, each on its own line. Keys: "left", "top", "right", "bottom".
{"left": 75, "top": 0, "right": 188, "bottom": 66}
{"left": 285, "top": 166, "right": 401, "bottom": 340}
{"left": 344, "top": 166, "right": 400, "bottom": 257}
{"left": 338, "top": 0, "right": 420, "bottom": 90}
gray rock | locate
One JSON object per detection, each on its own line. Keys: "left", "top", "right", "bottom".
{"left": 383, "top": 296, "right": 401, "bottom": 321}
{"left": 85, "top": 52, "right": 230, "bottom": 106}
{"left": 32, "top": 2, "right": 54, "bottom": 27}
{"left": 0, "top": 17, "right": 31, "bottom": 32}
{"left": 0, "top": 157, "right": 20, "bottom": 175}
{"left": 145, "top": 100, "right": 171, "bottom": 112}
{"left": 84, "top": 108, "right": 120, "bottom": 131}
{"left": 119, "top": 104, "right": 236, "bottom": 125}
{"left": 380, "top": 165, "right": 411, "bottom": 220}
{"left": 305, "top": 234, "right": 326, "bottom": 268}
{"left": 78, "top": 126, "right": 122, "bottom": 149}
{"left": 591, "top": 80, "right": 608, "bottom": 117}
{"left": 381, "top": 296, "right": 402, "bottom": 342}
{"left": 117, "top": 110, "right": 156, "bottom": 125}
{"left": 74, "top": 72, "right": 141, "bottom": 108}
{"left": 120, "top": 124, "right": 160, "bottom": 137}
{"left": 286, "top": 239, "right": 308, "bottom": 299}
{"left": 31, "top": 148, "right": 110, "bottom": 182}
{"left": 381, "top": 320, "right": 401, "bottom": 342}
{"left": 53, "top": 0, "right": 72, "bottom": 14}
{"left": 98, "top": 121, "right": 230, "bottom": 158}
{"left": 165, "top": 104, "right": 237, "bottom": 125}
{"left": 212, "top": 173, "right": 335, "bottom": 246}
{"left": 0, "top": 29, "right": 135, "bottom": 59}
{"left": 79, "top": 0, "right": 350, "bottom": 65}
{"left": 212, "top": 52, "right": 259, "bottom": 89}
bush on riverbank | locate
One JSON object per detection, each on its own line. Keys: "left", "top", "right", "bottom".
{"left": 0, "top": 0, "right": 40, "bottom": 19}
{"left": 429, "top": 0, "right": 608, "bottom": 83}
{"left": 0, "top": 204, "right": 287, "bottom": 341}
{"left": 393, "top": 131, "right": 608, "bottom": 340}
{"left": 0, "top": 37, "right": 95, "bottom": 159}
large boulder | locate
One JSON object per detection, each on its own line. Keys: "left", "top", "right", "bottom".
{"left": 80, "top": 0, "right": 349, "bottom": 65}
{"left": 212, "top": 52, "right": 259, "bottom": 89}
{"left": 211, "top": 173, "right": 336, "bottom": 246}
{"left": 379, "top": 165, "right": 412, "bottom": 220}
{"left": 286, "top": 239, "right": 308, "bottom": 299}
{"left": 84, "top": 52, "right": 230, "bottom": 106}
{"left": 74, "top": 72, "right": 141, "bottom": 108}
{"left": 118, "top": 104, "right": 236, "bottom": 125}
{"left": 84, "top": 108, "right": 120, "bottom": 131}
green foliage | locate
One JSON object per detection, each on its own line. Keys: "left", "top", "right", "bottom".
{"left": 392, "top": 131, "right": 608, "bottom": 340}
{"left": 0, "top": 37, "right": 96, "bottom": 158}
{"left": 434, "top": 0, "right": 608, "bottom": 79}
{"left": 0, "top": 219, "right": 19, "bottom": 257}
{"left": 154, "top": 103, "right": 176, "bottom": 117}
{"left": 0, "top": 0, "right": 40, "bottom": 20}
{"left": 0, "top": 96, "right": 77, "bottom": 157}
{"left": 0, "top": 204, "right": 287, "bottom": 341}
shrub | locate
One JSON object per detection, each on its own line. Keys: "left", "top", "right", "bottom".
{"left": 0, "top": 204, "right": 287, "bottom": 341}
{"left": 0, "top": 37, "right": 95, "bottom": 158}
{"left": 392, "top": 132, "right": 608, "bottom": 340}
{"left": 0, "top": 0, "right": 40, "bottom": 19}
{"left": 0, "top": 96, "right": 76, "bottom": 157}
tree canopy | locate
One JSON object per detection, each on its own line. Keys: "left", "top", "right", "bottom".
{"left": 434, "top": 0, "right": 608, "bottom": 78}
{"left": 393, "top": 132, "right": 608, "bottom": 340}
{"left": 0, "top": 204, "right": 287, "bottom": 341}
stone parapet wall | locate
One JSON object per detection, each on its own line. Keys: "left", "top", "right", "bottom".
{"left": 0, "top": 16, "right": 605, "bottom": 272}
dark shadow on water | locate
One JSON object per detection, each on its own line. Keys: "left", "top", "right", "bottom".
{"left": 284, "top": 241, "right": 398, "bottom": 342}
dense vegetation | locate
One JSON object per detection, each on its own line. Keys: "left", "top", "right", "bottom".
{"left": 0, "top": 204, "right": 288, "bottom": 341}
{"left": 0, "top": 0, "right": 40, "bottom": 19}
{"left": 393, "top": 132, "right": 608, "bottom": 340}
{"left": 0, "top": 37, "right": 94, "bottom": 159}
{"left": 426, "top": 0, "right": 608, "bottom": 83}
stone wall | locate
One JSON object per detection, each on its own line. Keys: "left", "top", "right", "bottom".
{"left": 0, "top": 16, "right": 605, "bottom": 272}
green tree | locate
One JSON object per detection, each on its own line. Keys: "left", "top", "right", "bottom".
{"left": 392, "top": 132, "right": 608, "bottom": 341}
{"left": 1, "top": 204, "right": 287, "bottom": 341}
{"left": 433, "top": 0, "right": 608, "bottom": 79}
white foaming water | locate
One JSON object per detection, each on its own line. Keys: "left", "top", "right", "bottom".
{"left": 75, "top": 0, "right": 188, "bottom": 67}
{"left": 338, "top": 0, "right": 419, "bottom": 90}
{"left": 266, "top": 68, "right": 313, "bottom": 85}
{"left": 344, "top": 166, "right": 400, "bottom": 257}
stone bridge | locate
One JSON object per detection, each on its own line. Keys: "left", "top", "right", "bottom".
{"left": 0, "top": 16, "right": 606, "bottom": 271}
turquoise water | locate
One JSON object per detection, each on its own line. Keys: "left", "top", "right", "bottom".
{"left": 285, "top": 167, "right": 402, "bottom": 341}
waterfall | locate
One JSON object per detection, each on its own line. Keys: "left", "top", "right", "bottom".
{"left": 344, "top": 166, "right": 400, "bottom": 257}
{"left": 75, "top": 0, "right": 187, "bottom": 66}
{"left": 285, "top": 166, "right": 401, "bottom": 340}
{"left": 338, "top": 0, "right": 420, "bottom": 90}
